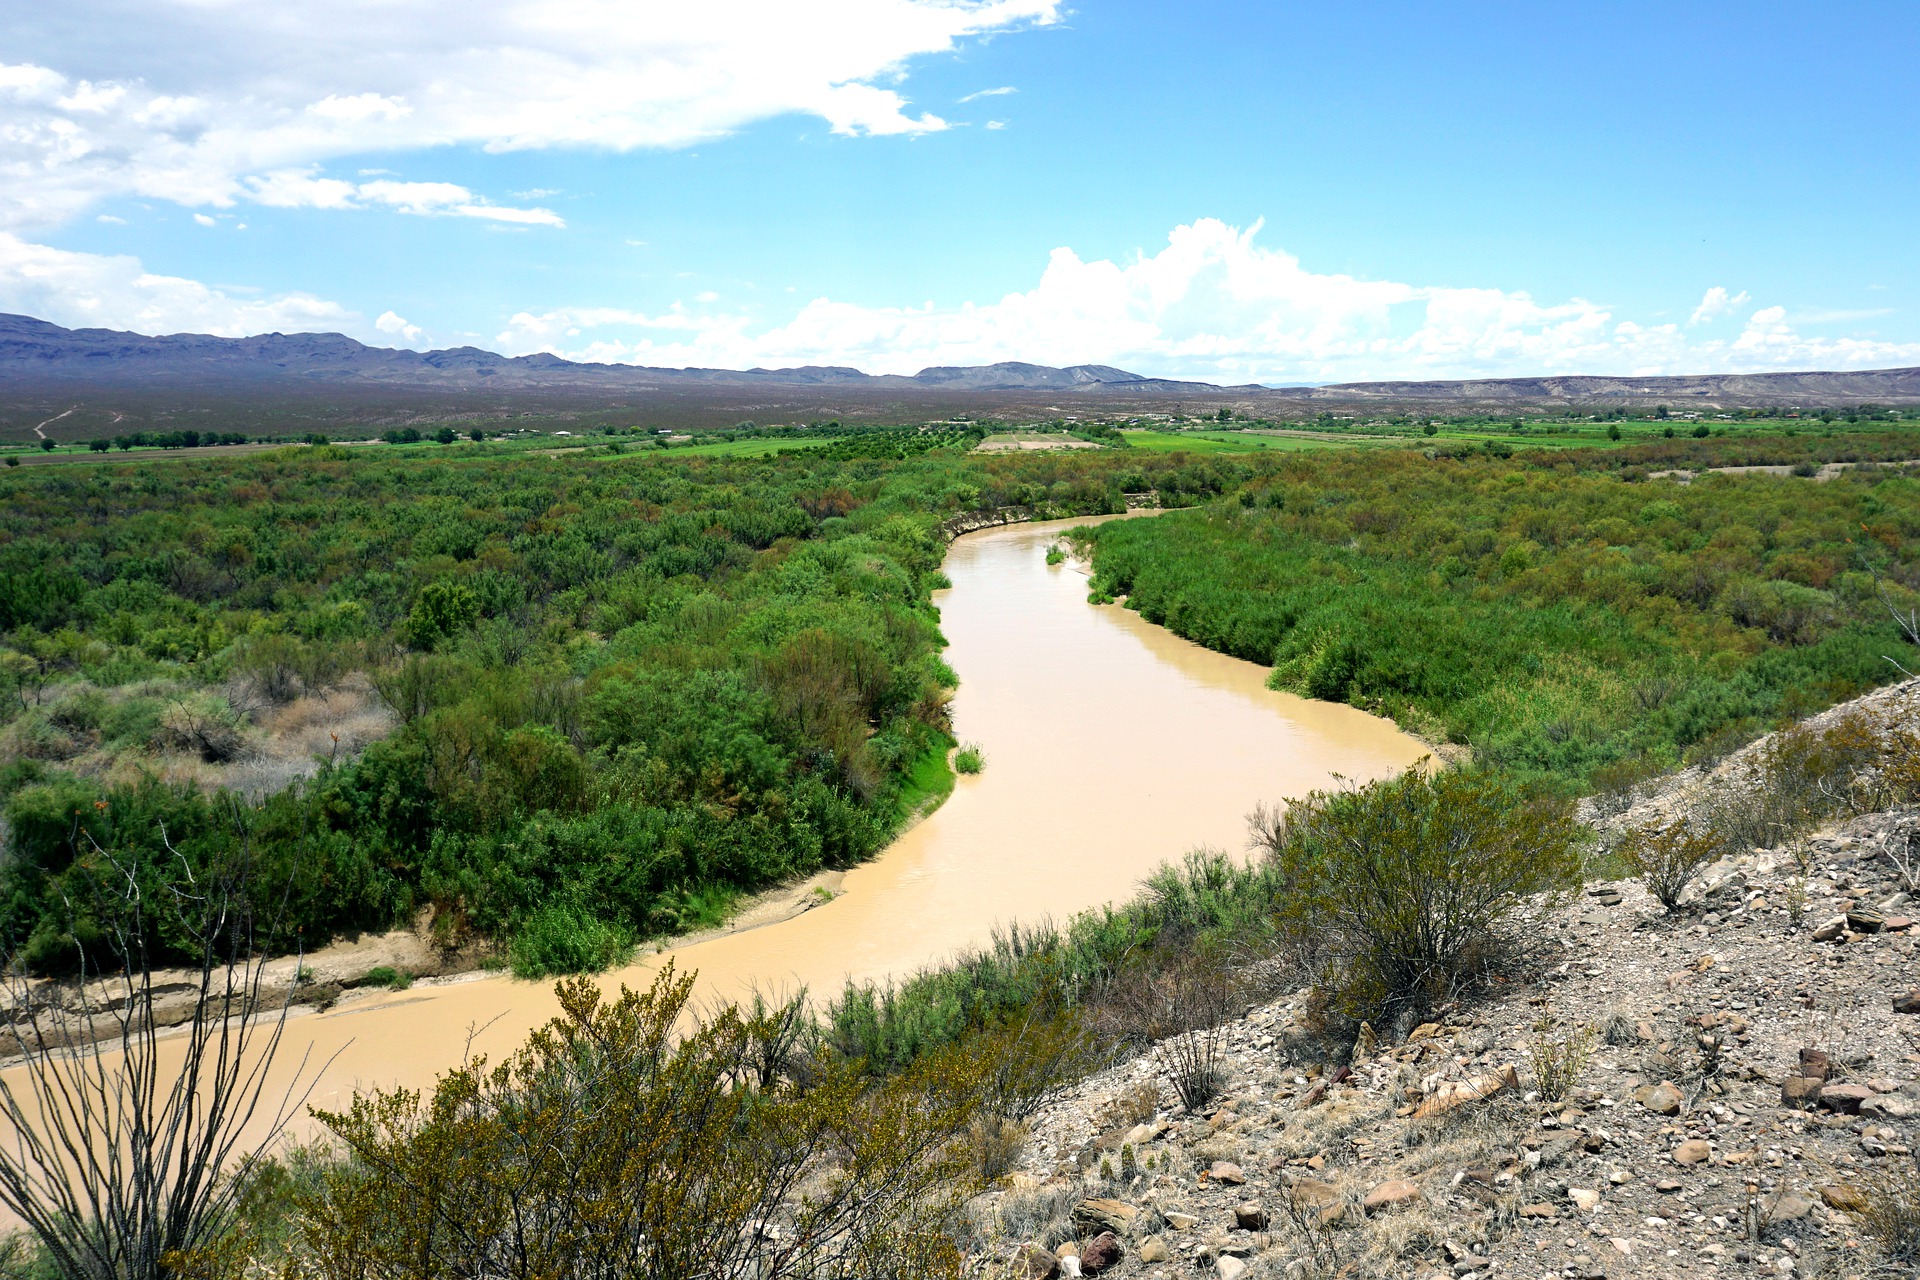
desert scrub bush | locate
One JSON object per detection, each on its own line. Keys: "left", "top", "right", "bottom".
{"left": 1099, "top": 954, "right": 1243, "bottom": 1111}
{"left": 360, "top": 966, "right": 410, "bottom": 991}
{"left": 292, "top": 965, "right": 990, "bottom": 1280}
{"left": 1525, "top": 1011, "right": 1597, "bottom": 1103}
{"left": 953, "top": 743, "right": 985, "bottom": 774}
{"left": 1838, "top": 1154, "right": 1920, "bottom": 1272}
{"left": 1619, "top": 816, "right": 1726, "bottom": 910}
{"left": 1252, "top": 767, "right": 1580, "bottom": 1030}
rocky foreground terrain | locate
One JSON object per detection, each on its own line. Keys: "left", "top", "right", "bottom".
{"left": 967, "top": 699, "right": 1920, "bottom": 1279}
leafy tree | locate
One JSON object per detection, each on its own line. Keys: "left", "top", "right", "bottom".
{"left": 402, "top": 581, "right": 481, "bottom": 650}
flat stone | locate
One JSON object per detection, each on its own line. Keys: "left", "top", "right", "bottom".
{"left": 1673, "top": 1139, "right": 1712, "bottom": 1166}
{"left": 1412, "top": 1064, "right": 1517, "bottom": 1118}
{"left": 1363, "top": 1178, "right": 1421, "bottom": 1212}
{"left": 1812, "top": 915, "right": 1848, "bottom": 942}
{"left": 1518, "top": 1202, "right": 1558, "bottom": 1218}
{"left": 1894, "top": 989, "right": 1920, "bottom": 1015}
{"left": 1216, "top": 1257, "right": 1248, "bottom": 1280}
{"left": 1769, "top": 1192, "right": 1815, "bottom": 1223}
{"left": 1818, "top": 1083, "right": 1874, "bottom": 1114}
{"left": 1136, "top": 1237, "right": 1169, "bottom": 1264}
{"left": 1072, "top": 1200, "right": 1138, "bottom": 1237}
{"left": 1079, "top": 1232, "right": 1122, "bottom": 1275}
{"left": 1820, "top": 1183, "right": 1870, "bottom": 1212}
{"left": 1655, "top": 1178, "right": 1683, "bottom": 1193}
{"left": 1885, "top": 916, "right": 1914, "bottom": 932}
{"left": 1860, "top": 1094, "right": 1916, "bottom": 1120}
{"left": 1232, "top": 1203, "right": 1269, "bottom": 1231}
{"left": 1846, "top": 909, "right": 1886, "bottom": 933}
{"left": 1164, "top": 1212, "right": 1198, "bottom": 1231}
{"left": 1569, "top": 1188, "right": 1602, "bottom": 1212}
{"left": 1289, "top": 1179, "right": 1344, "bottom": 1223}
{"left": 1634, "top": 1080, "right": 1684, "bottom": 1116}
{"left": 1209, "top": 1160, "right": 1246, "bottom": 1185}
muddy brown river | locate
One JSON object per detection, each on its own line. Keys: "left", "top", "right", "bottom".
{"left": 10, "top": 515, "right": 1431, "bottom": 1141}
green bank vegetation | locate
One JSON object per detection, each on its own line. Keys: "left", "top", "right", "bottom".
{"left": 0, "top": 441, "right": 1248, "bottom": 977}
{"left": 1081, "top": 431, "right": 1920, "bottom": 791}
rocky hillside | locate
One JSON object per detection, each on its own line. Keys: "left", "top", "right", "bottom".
{"left": 967, "top": 686, "right": 1920, "bottom": 1280}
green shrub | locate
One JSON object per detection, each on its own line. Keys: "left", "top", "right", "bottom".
{"left": 1618, "top": 817, "right": 1727, "bottom": 911}
{"left": 290, "top": 967, "right": 988, "bottom": 1280}
{"left": 508, "top": 903, "right": 633, "bottom": 978}
{"left": 953, "top": 744, "right": 985, "bottom": 774}
{"left": 361, "top": 966, "right": 411, "bottom": 990}
{"left": 1253, "top": 768, "right": 1581, "bottom": 1028}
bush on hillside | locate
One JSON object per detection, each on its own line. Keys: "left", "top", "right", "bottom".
{"left": 1618, "top": 816, "right": 1727, "bottom": 911}
{"left": 1252, "top": 768, "right": 1581, "bottom": 1031}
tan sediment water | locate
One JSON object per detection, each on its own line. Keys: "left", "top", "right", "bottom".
{"left": 3, "top": 514, "right": 1429, "bottom": 1144}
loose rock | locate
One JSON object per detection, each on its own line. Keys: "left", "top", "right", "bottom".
{"left": 1079, "top": 1232, "right": 1122, "bottom": 1275}
{"left": 1817, "top": 1083, "right": 1873, "bottom": 1114}
{"left": 1014, "top": 1244, "right": 1059, "bottom": 1280}
{"left": 1363, "top": 1179, "right": 1421, "bottom": 1213}
{"left": 1073, "top": 1200, "right": 1138, "bottom": 1237}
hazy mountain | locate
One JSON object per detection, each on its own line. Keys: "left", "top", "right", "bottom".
{"left": 3, "top": 313, "right": 1918, "bottom": 409}
{"left": 0, "top": 313, "right": 1217, "bottom": 394}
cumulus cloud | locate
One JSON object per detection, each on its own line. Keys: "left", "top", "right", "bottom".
{"left": 375, "top": 310, "right": 424, "bottom": 343}
{"left": 0, "top": 233, "right": 358, "bottom": 337}
{"left": 1689, "top": 286, "right": 1750, "bottom": 325}
{"left": 494, "top": 219, "right": 1920, "bottom": 382}
{"left": 0, "top": 1, "right": 1060, "bottom": 230}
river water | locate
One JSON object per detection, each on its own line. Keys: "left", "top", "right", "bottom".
{"left": 13, "top": 515, "right": 1431, "bottom": 1138}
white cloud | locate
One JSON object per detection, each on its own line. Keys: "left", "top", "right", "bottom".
{"left": 192, "top": 213, "right": 217, "bottom": 227}
{"left": 960, "top": 86, "right": 1016, "bottom": 101}
{"left": 376, "top": 310, "right": 424, "bottom": 343}
{"left": 238, "top": 169, "right": 563, "bottom": 224}
{"left": 1689, "top": 285, "right": 1750, "bottom": 325}
{"left": 0, "top": 1, "right": 1059, "bottom": 231}
{"left": 493, "top": 219, "right": 1920, "bottom": 382}
{"left": 375, "top": 179, "right": 561, "bottom": 225}
{"left": 985, "top": 120, "right": 1008, "bottom": 130}
{"left": 95, "top": 213, "right": 125, "bottom": 225}
{"left": 0, "top": 232, "right": 358, "bottom": 337}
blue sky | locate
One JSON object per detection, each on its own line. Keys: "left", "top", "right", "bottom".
{"left": 2, "top": 0, "right": 1917, "bottom": 383}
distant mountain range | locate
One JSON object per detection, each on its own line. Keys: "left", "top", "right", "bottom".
{"left": 0, "top": 313, "right": 1221, "bottom": 394}
{"left": 4, "top": 312, "right": 1919, "bottom": 407}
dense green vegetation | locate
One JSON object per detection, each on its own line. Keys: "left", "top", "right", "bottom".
{"left": 0, "top": 441, "right": 1247, "bottom": 975}
{"left": 1083, "top": 435, "right": 1920, "bottom": 789}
